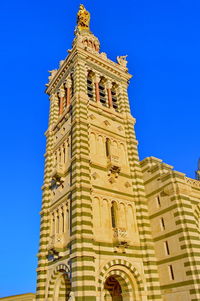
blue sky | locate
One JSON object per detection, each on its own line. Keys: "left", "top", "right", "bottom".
{"left": 0, "top": 0, "right": 199, "bottom": 297}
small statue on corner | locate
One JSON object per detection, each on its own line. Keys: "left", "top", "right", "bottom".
{"left": 117, "top": 55, "right": 128, "bottom": 67}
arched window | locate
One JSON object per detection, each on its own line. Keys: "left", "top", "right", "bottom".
{"left": 52, "top": 213, "right": 55, "bottom": 236}
{"left": 57, "top": 93, "right": 62, "bottom": 115}
{"left": 87, "top": 72, "right": 94, "bottom": 101}
{"left": 63, "top": 144, "right": 66, "bottom": 163}
{"left": 62, "top": 211, "right": 64, "bottom": 233}
{"left": 64, "top": 85, "right": 70, "bottom": 108}
{"left": 111, "top": 84, "right": 119, "bottom": 111}
{"left": 111, "top": 201, "right": 117, "bottom": 228}
{"left": 56, "top": 212, "right": 59, "bottom": 233}
{"left": 70, "top": 73, "right": 74, "bottom": 98}
{"left": 99, "top": 78, "right": 107, "bottom": 106}
{"left": 105, "top": 138, "right": 111, "bottom": 157}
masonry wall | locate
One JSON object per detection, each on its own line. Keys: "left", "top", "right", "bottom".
{"left": 141, "top": 156, "right": 200, "bottom": 301}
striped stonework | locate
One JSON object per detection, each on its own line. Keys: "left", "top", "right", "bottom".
{"left": 47, "top": 264, "right": 71, "bottom": 300}
{"left": 35, "top": 6, "right": 199, "bottom": 301}
{"left": 141, "top": 157, "right": 200, "bottom": 301}
{"left": 98, "top": 259, "right": 145, "bottom": 296}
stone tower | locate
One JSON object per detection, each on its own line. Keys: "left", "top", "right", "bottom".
{"left": 36, "top": 5, "right": 163, "bottom": 301}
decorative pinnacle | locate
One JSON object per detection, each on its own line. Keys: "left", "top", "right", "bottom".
{"left": 76, "top": 4, "right": 90, "bottom": 33}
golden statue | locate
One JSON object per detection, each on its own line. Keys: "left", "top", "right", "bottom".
{"left": 77, "top": 4, "right": 90, "bottom": 32}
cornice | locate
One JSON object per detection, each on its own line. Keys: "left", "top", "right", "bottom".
{"left": 45, "top": 50, "right": 77, "bottom": 95}
{"left": 77, "top": 46, "right": 132, "bottom": 81}
{"left": 46, "top": 46, "right": 132, "bottom": 95}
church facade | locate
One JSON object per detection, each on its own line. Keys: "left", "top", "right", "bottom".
{"left": 2, "top": 5, "right": 199, "bottom": 301}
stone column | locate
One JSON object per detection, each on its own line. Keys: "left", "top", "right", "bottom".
{"left": 94, "top": 74, "right": 101, "bottom": 103}
{"left": 49, "top": 93, "right": 59, "bottom": 127}
{"left": 65, "top": 77, "right": 72, "bottom": 107}
{"left": 59, "top": 86, "right": 65, "bottom": 115}
{"left": 73, "top": 60, "right": 87, "bottom": 97}
{"left": 106, "top": 80, "right": 113, "bottom": 108}
{"left": 119, "top": 82, "right": 131, "bottom": 114}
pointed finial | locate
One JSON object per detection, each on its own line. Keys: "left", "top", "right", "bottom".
{"left": 76, "top": 4, "right": 90, "bottom": 33}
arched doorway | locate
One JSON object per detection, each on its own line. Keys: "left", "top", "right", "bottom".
{"left": 99, "top": 261, "right": 145, "bottom": 300}
{"left": 47, "top": 264, "right": 71, "bottom": 301}
{"left": 53, "top": 273, "right": 70, "bottom": 301}
{"left": 104, "top": 276, "right": 123, "bottom": 301}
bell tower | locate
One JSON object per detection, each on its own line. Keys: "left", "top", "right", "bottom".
{"left": 36, "top": 5, "right": 163, "bottom": 301}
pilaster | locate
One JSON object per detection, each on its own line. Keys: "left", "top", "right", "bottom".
{"left": 36, "top": 94, "right": 58, "bottom": 300}
{"left": 69, "top": 56, "right": 96, "bottom": 300}
{"left": 121, "top": 85, "right": 163, "bottom": 300}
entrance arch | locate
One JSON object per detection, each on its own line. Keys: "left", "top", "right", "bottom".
{"left": 102, "top": 270, "right": 133, "bottom": 301}
{"left": 53, "top": 273, "right": 69, "bottom": 301}
{"left": 98, "top": 260, "right": 145, "bottom": 301}
{"left": 104, "top": 276, "right": 123, "bottom": 301}
{"left": 47, "top": 264, "right": 71, "bottom": 301}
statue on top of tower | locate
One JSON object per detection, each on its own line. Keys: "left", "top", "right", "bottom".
{"left": 73, "top": 4, "right": 100, "bottom": 52}
{"left": 77, "top": 4, "right": 90, "bottom": 33}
